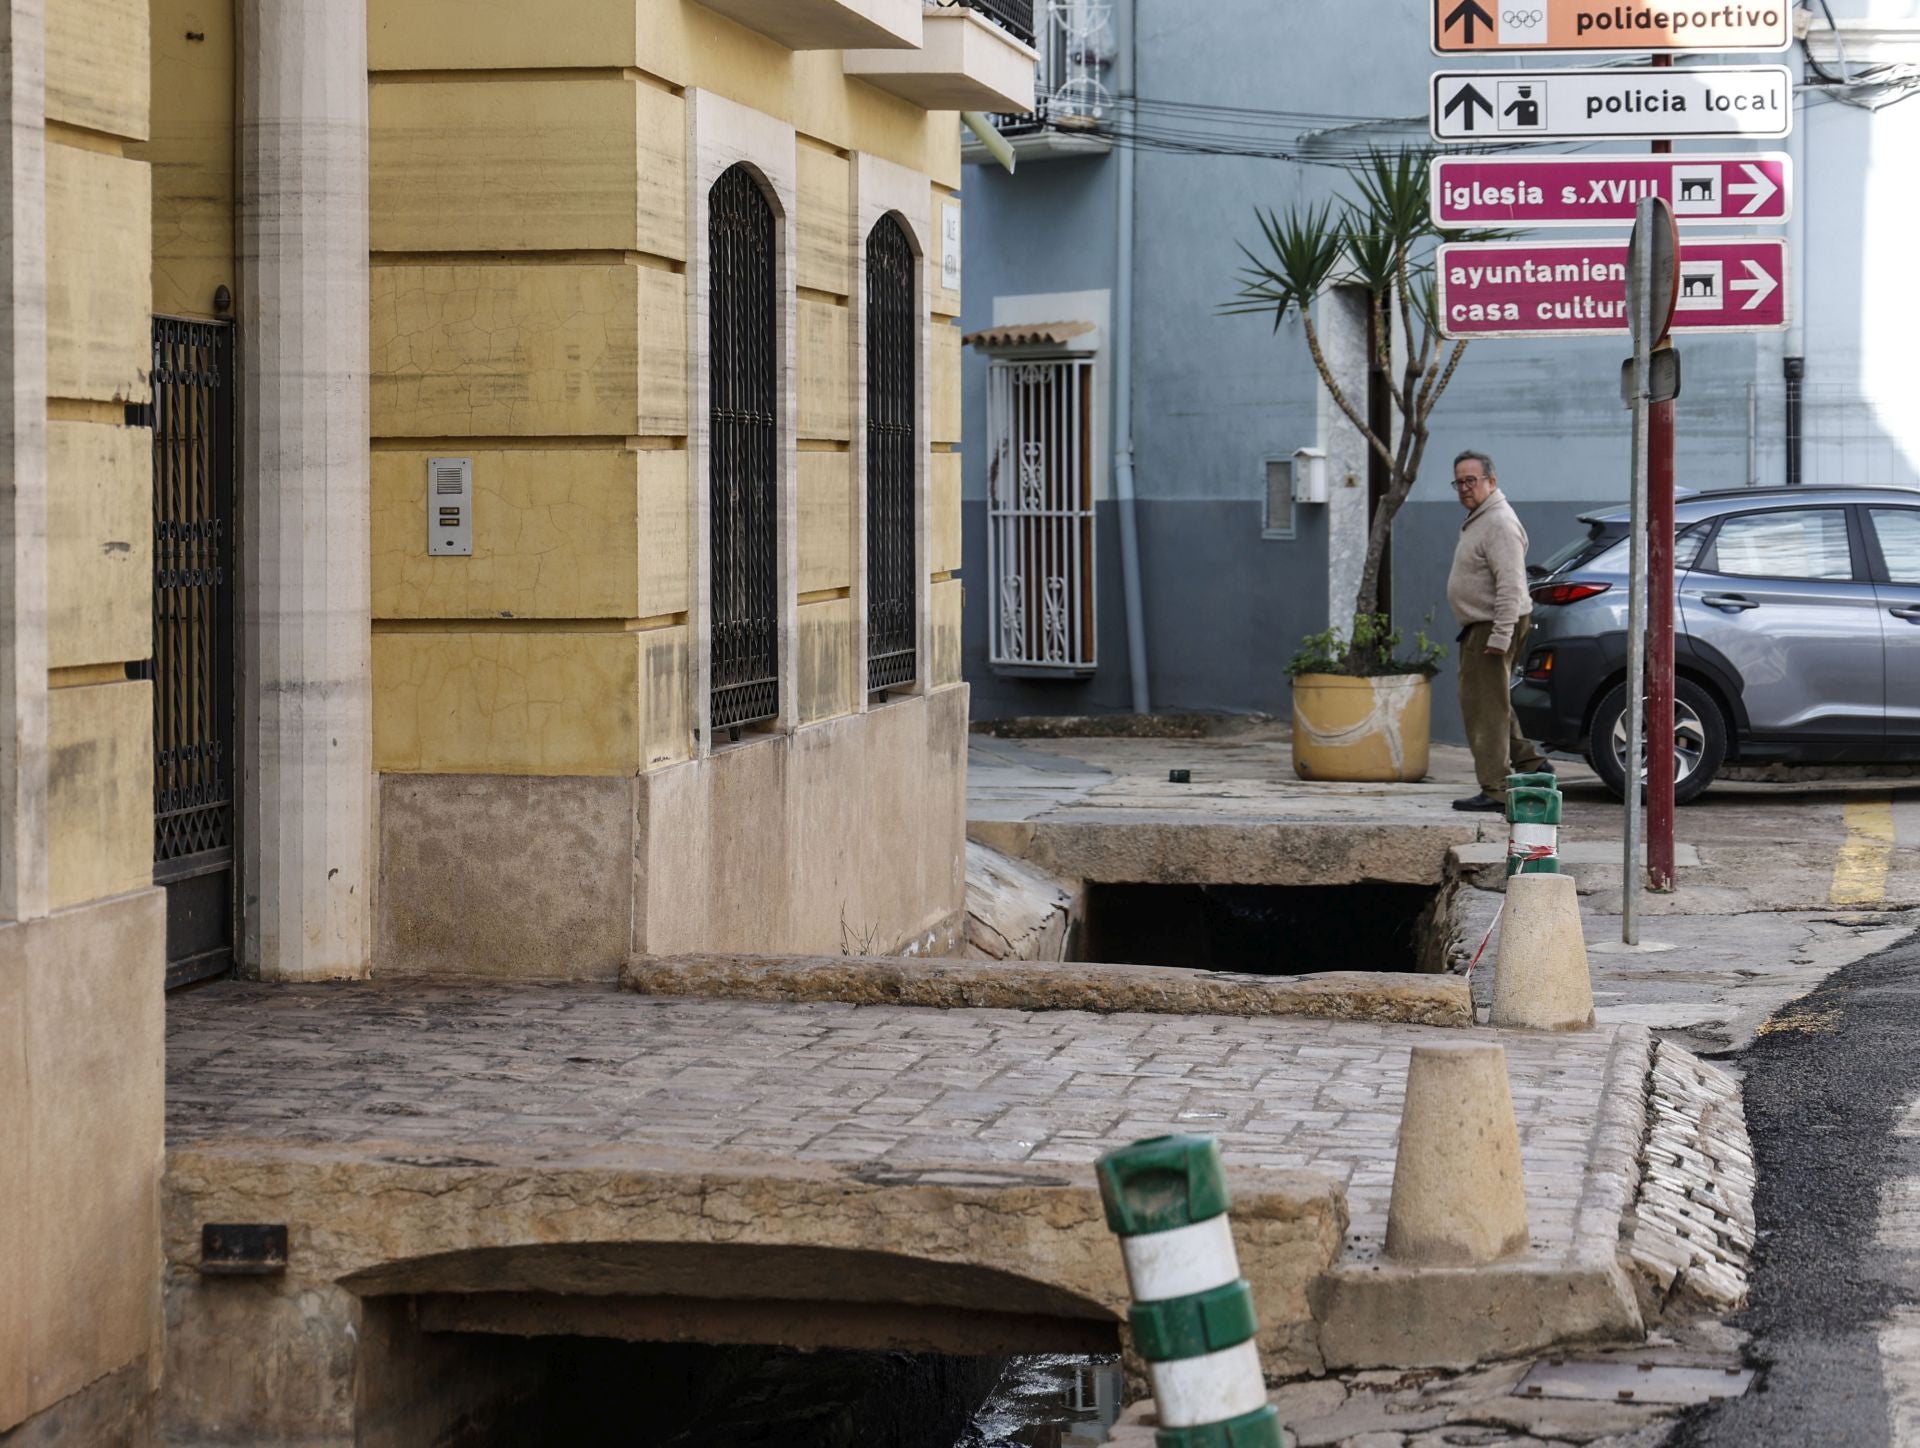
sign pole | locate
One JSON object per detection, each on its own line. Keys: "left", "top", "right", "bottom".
{"left": 1624, "top": 201, "right": 1654, "bottom": 946}
{"left": 1647, "top": 56, "right": 1678, "bottom": 894}
{"left": 1648, "top": 370, "right": 1677, "bottom": 891}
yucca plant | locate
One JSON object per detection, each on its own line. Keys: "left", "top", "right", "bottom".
{"left": 1226, "top": 148, "right": 1497, "bottom": 677}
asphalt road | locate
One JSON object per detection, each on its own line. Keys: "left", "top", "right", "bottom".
{"left": 1676, "top": 930, "right": 1920, "bottom": 1446}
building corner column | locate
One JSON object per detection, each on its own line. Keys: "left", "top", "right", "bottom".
{"left": 0, "top": 0, "right": 48, "bottom": 924}
{"left": 235, "top": 0, "right": 371, "bottom": 980}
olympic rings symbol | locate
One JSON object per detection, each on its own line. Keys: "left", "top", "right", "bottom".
{"left": 1503, "top": 9, "right": 1544, "bottom": 24}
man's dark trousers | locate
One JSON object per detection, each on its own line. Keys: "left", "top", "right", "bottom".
{"left": 1459, "top": 618, "right": 1546, "bottom": 802}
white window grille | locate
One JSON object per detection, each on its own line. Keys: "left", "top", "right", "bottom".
{"left": 997, "top": 0, "right": 1114, "bottom": 134}
{"left": 987, "top": 358, "right": 1097, "bottom": 672}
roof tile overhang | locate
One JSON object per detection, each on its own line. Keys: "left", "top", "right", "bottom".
{"left": 964, "top": 320, "right": 1095, "bottom": 352}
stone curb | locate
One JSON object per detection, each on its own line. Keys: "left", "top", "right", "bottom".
{"left": 1622, "top": 1039, "right": 1757, "bottom": 1316}
{"left": 620, "top": 954, "right": 1473, "bottom": 1027}
{"left": 1307, "top": 1026, "right": 1652, "bottom": 1369}
{"left": 972, "top": 820, "right": 1480, "bottom": 888}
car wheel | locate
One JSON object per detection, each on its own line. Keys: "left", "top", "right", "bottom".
{"left": 1587, "top": 677, "right": 1727, "bottom": 805}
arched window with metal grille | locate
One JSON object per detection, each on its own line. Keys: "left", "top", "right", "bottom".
{"left": 708, "top": 164, "right": 780, "bottom": 737}
{"left": 866, "top": 214, "right": 917, "bottom": 694}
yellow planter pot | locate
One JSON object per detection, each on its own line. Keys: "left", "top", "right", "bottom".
{"left": 1290, "top": 672, "right": 1432, "bottom": 783}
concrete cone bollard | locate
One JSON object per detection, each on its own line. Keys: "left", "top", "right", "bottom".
{"left": 1490, "top": 872, "right": 1596, "bottom": 1031}
{"left": 1386, "top": 1041, "right": 1531, "bottom": 1266}
{"left": 1095, "top": 1135, "right": 1282, "bottom": 1448}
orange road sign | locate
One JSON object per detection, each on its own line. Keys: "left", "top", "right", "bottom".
{"left": 1432, "top": 2, "right": 1791, "bottom": 56}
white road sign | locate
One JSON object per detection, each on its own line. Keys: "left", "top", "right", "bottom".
{"left": 1430, "top": 65, "right": 1793, "bottom": 143}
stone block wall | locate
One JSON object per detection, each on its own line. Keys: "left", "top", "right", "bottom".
{"left": 2, "top": 0, "right": 165, "bottom": 1432}
{"left": 44, "top": 0, "right": 152, "bottom": 912}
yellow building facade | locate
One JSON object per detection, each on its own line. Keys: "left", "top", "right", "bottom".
{"left": 3, "top": 0, "right": 1032, "bottom": 1439}
{"left": 360, "top": 5, "right": 985, "bottom": 976}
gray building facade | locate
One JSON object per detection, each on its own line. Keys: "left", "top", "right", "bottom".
{"left": 961, "top": 0, "right": 1920, "bottom": 740}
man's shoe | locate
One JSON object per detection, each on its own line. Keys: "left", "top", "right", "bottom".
{"left": 1452, "top": 792, "right": 1504, "bottom": 813}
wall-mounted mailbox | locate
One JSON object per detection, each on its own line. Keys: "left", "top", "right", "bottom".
{"left": 1291, "top": 447, "right": 1329, "bottom": 505}
{"left": 428, "top": 457, "right": 472, "bottom": 556}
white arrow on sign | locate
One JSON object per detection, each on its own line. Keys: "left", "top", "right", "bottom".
{"left": 1732, "top": 259, "right": 1779, "bottom": 311}
{"left": 1727, "top": 163, "right": 1779, "bottom": 216}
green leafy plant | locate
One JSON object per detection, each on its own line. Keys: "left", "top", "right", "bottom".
{"left": 1285, "top": 613, "right": 1447, "bottom": 681}
{"left": 1226, "top": 148, "right": 1503, "bottom": 677}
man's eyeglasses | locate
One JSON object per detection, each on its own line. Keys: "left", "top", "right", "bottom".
{"left": 1454, "top": 477, "right": 1488, "bottom": 490}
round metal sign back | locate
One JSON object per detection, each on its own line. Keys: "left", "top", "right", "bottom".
{"left": 1626, "top": 196, "right": 1680, "bottom": 347}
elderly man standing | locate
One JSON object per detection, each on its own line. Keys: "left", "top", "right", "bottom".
{"left": 1447, "top": 449, "right": 1548, "bottom": 812}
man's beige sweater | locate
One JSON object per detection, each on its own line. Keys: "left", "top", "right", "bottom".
{"left": 1447, "top": 490, "right": 1531, "bottom": 652}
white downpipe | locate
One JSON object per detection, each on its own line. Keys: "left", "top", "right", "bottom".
{"left": 961, "top": 112, "right": 1016, "bottom": 174}
{"left": 1114, "top": 0, "right": 1150, "bottom": 714}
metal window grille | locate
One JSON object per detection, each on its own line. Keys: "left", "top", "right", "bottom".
{"left": 148, "top": 319, "right": 235, "bottom": 870}
{"left": 1263, "top": 459, "right": 1295, "bottom": 539}
{"left": 1740, "top": 379, "right": 1920, "bottom": 490}
{"left": 991, "top": 0, "right": 1113, "bottom": 135}
{"left": 866, "top": 216, "right": 917, "bottom": 694}
{"left": 934, "top": 0, "right": 1035, "bottom": 45}
{"left": 709, "top": 165, "right": 780, "bottom": 736}
{"left": 986, "top": 358, "right": 1097, "bottom": 671}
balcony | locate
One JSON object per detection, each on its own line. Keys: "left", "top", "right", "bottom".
{"left": 844, "top": 2, "right": 1039, "bottom": 114}
{"left": 962, "top": 0, "right": 1114, "bottom": 162}
{"left": 945, "top": 0, "right": 1037, "bottom": 46}
{"left": 695, "top": 0, "right": 922, "bottom": 51}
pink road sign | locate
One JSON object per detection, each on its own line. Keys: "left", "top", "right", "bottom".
{"left": 1436, "top": 237, "right": 1789, "bottom": 339}
{"left": 1431, "top": 154, "right": 1790, "bottom": 229}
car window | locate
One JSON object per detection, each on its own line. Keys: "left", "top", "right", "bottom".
{"left": 1538, "top": 525, "right": 1615, "bottom": 578}
{"left": 1870, "top": 508, "right": 1920, "bottom": 585}
{"left": 1583, "top": 524, "right": 1708, "bottom": 576}
{"left": 1705, "top": 508, "right": 1854, "bottom": 581}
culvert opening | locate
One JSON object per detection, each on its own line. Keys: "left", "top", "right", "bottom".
{"left": 1081, "top": 881, "right": 1447, "bottom": 975}
{"left": 425, "top": 1335, "right": 1008, "bottom": 1447}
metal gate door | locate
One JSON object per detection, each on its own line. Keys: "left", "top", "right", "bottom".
{"left": 986, "top": 357, "right": 1097, "bottom": 672}
{"left": 146, "top": 317, "right": 236, "bottom": 989}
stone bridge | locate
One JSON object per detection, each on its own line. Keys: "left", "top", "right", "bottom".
{"left": 159, "top": 979, "right": 1641, "bottom": 1445}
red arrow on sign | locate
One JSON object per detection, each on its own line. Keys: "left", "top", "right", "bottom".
{"left": 1436, "top": 238, "right": 1789, "bottom": 339}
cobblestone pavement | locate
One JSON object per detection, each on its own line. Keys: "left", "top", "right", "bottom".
{"left": 167, "top": 980, "right": 1629, "bottom": 1260}
{"left": 1106, "top": 1347, "right": 1712, "bottom": 1447}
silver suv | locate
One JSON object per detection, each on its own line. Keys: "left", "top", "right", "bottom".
{"left": 1513, "top": 486, "right": 1920, "bottom": 803}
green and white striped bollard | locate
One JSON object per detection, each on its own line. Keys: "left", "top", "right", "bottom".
{"left": 1505, "top": 772, "right": 1561, "bottom": 877}
{"left": 1096, "top": 1135, "right": 1283, "bottom": 1448}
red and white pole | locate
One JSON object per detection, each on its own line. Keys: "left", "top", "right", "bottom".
{"left": 1647, "top": 54, "right": 1677, "bottom": 894}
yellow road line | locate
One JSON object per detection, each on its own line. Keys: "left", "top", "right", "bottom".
{"left": 1832, "top": 794, "right": 1897, "bottom": 906}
